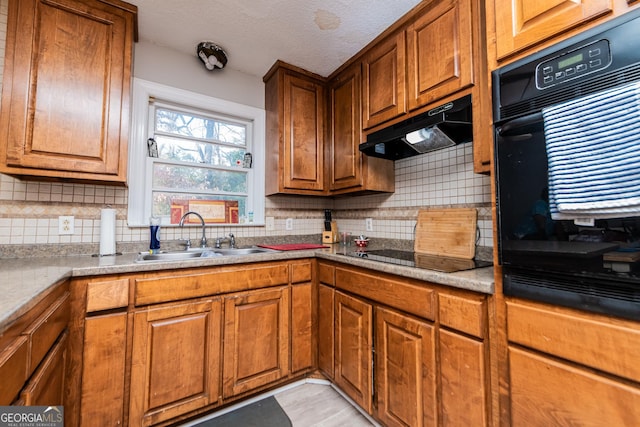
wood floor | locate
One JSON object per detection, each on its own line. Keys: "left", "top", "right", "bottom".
{"left": 183, "top": 380, "right": 378, "bottom": 427}
{"left": 275, "top": 381, "right": 377, "bottom": 427}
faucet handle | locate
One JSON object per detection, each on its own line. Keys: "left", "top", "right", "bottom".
{"left": 180, "top": 238, "right": 192, "bottom": 250}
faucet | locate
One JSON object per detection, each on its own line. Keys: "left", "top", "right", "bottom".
{"left": 215, "top": 233, "right": 236, "bottom": 249}
{"left": 179, "top": 211, "right": 207, "bottom": 249}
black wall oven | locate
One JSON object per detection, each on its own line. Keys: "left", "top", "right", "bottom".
{"left": 493, "top": 10, "right": 640, "bottom": 320}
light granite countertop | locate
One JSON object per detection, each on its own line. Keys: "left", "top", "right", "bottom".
{"left": 0, "top": 246, "right": 494, "bottom": 333}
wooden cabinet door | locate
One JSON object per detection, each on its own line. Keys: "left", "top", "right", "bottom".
{"left": 375, "top": 306, "right": 437, "bottom": 427}
{"left": 334, "top": 291, "right": 373, "bottom": 413}
{"left": 407, "top": 0, "right": 473, "bottom": 110}
{"left": 509, "top": 346, "right": 640, "bottom": 426}
{"left": 330, "top": 65, "right": 363, "bottom": 191}
{"left": 0, "top": 0, "right": 135, "bottom": 182}
{"left": 21, "top": 331, "right": 67, "bottom": 406}
{"left": 129, "top": 299, "right": 222, "bottom": 426}
{"left": 362, "top": 31, "right": 407, "bottom": 129}
{"left": 439, "top": 330, "right": 488, "bottom": 426}
{"left": 318, "top": 283, "right": 335, "bottom": 379}
{"left": 282, "top": 73, "right": 325, "bottom": 192}
{"left": 494, "top": 0, "right": 612, "bottom": 60}
{"left": 291, "top": 282, "right": 314, "bottom": 375}
{"left": 223, "top": 287, "right": 290, "bottom": 398}
{"left": 80, "top": 313, "right": 127, "bottom": 426}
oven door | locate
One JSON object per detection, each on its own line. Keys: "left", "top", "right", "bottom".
{"left": 495, "top": 113, "right": 640, "bottom": 320}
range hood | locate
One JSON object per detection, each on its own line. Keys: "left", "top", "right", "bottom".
{"left": 360, "top": 94, "right": 472, "bottom": 160}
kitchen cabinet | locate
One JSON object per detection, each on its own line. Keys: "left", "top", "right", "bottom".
{"left": 66, "top": 277, "right": 129, "bottom": 427}
{"left": 326, "top": 262, "right": 491, "bottom": 426}
{"left": 362, "top": 31, "right": 407, "bottom": 130}
{"left": 0, "top": 280, "right": 69, "bottom": 405}
{"left": 406, "top": 0, "right": 474, "bottom": 110}
{"left": 334, "top": 291, "right": 373, "bottom": 413}
{"left": 65, "top": 260, "right": 310, "bottom": 426}
{"left": 490, "top": 1, "right": 640, "bottom": 64}
{"left": 291, "top": 261, "right": 315, "bottom": 374}
{"left": 264, "top": 61, "right": 327, "bottom": 195}
{"left": 329, "top": 64, "right": 395, "bottom": 194}
{"left": 317, "top": 263, "right": 336, "bottom": 379}
{"left": 20, "top": 331, "right": 67, "bottom": 406}
{"left": 130, "top": 299, "right": 222, "bottom": 426}
{"left": 0, "top": 0, "right": 137, "bottom": 183}
{"left": 375, "top": 306, "right": 436, "bottom": 427}
{"left": 438, "top": 293, "right": 488, "bottom": 426}
{"left": 493, "top": 0, "right": 612, "bottom": 61}
{"left": 506, "top": 298, "right": 640, "bottom": 425}
{"left": 223, "top": 286, "right": 290, "bottom": 398}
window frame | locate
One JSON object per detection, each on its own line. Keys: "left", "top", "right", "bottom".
{"left": 127, "top": 78, "right": 265, "bottom": 227}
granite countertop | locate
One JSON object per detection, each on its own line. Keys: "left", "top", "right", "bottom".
{"left": 0, "top": 246, "right": 494, "bottom": 333}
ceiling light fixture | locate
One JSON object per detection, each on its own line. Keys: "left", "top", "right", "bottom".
{"left": 196, "top": 41, "right": 228, "bottom": 71}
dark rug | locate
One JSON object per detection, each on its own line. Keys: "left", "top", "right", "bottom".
{"left": 193, "top": 396, "right": 292, "bottom": 427}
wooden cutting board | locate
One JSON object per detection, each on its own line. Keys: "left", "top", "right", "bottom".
{"left": 414, "top": 208, "right": 477, "bottom": 259}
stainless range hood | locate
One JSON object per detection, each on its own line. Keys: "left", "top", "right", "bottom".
{"left": 360, "top": 94, "right": 472, "bottom": 160}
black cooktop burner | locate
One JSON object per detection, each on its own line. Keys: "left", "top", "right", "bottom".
{"left": 345, "top": 249, "right": 492, "bottom": 273}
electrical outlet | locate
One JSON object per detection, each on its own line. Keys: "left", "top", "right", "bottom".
{"left": 265, "top": 216, "right": 275, "bottom": 231}
{"left": 58, "top": 216, "right": 75, "bottom": 235}
{"left": 285, "top": 218, "right": 293, "bottom": 231}
{"left": 365, "top": 217, "right": 373, "bottom": 232}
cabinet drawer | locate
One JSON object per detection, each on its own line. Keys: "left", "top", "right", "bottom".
{"left": 0, "top": 336, "right": 28, "bottom": 405}
{"left": 23, "top": 293, "right": 69, "bottom": 375}
{"left": 291, "top": 260, "right": 312, "bottom": 283}
{"left": 86, "top": 278, "right": 129, "bottom": 312}
{"left": 318, "top": 262, "right": 335, "bottom": 286}
{"left": 21, "top": 331, "right": 67, "bottom": 406}
{"left": 509, "top": 347, "right": 640, "bottom": 426}
{"left": 335, "top": 267, "right": 435, "bottom": 320}
{"left": 439, "top": 293, "right": 486, "bottom": 339}
{"left": 507, "top": 300, "right": 640, "bottom": 383}
{"left": 134, "top": 262, "right": 290, "bottom": 305}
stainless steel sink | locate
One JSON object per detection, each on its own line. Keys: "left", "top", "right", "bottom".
{"left": 136, "top": 246, "right": 279, "bottom": 262}
{"left": 214, "top": 247, "right": 279, "bottom": 256}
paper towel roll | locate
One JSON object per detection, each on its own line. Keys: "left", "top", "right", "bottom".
{"left": 100, "top": 208, "right": 117, "bottom": 256}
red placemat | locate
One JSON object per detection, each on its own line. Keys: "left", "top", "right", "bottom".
{"left": 257, "top": 243, "right": 329, "bottom": 251}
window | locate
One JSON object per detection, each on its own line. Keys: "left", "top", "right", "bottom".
{"left": 128, "top": 78, "right": 265, "bottom": 227}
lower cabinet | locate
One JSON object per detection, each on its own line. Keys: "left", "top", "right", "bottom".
{"left": 323, "top": 262, "right": 491, "bottom": 427}
{"left": 0, "top": 280, "right": 69, "bottom": 406}
{"left": 129, "top": 299, "right": 222, "bottom": 426}
{"left": 506, "top": 298, "right": 640, "bottom": 425}
{"left": 375, "top": 306, "right": 436, "bottom": 427}
{"left": 70, "top": 260, "right": 313, "bottom": 426}
{"left": 334, "top": 291, "right": 373, "bottom": 413}
{"left": 222, "top": 286, "right": 290, "bottom": 398}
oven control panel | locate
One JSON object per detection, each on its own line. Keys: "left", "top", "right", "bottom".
{"left": 535, "top": 39, "right": 611, "bottom": 89}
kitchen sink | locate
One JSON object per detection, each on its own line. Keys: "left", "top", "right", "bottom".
{"left": 214, "top": 247, "right": 279, "bottom": 256}
{"left": 136, "top": 246, "right": 279, "bottom": 262}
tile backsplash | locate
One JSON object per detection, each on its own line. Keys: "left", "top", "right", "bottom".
{"left": 0, "top": 143, "right": 492, "bottom": 253}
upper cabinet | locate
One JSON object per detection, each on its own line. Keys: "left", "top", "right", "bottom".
{"left": 406, "top": 0, "right": 474, "bottom": 110}
{"left": 362, "top": 32, "right": 407, "bottom": 130}
{"left": 264, "top": 61, "right": 394, "bottom": 196}
{"left": 329, "top": 64, "right": 395, "bottom": 194}
{"left": 491, "top": 0, "right": 640, "bottom": 64}
{"left": 264, "top": 62, "right": 327, "bottom": 196}
{"left": 494, "top": 0, "right": 613, "bottom": 61}
{"left": 0, "top": 0, "right": 137, "bottom": 184}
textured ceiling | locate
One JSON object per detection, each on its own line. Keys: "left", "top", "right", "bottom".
{"left": 126, "top": 0, "right": 423, "bottom": 78}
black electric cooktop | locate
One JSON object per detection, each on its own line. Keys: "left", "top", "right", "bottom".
{"left": 343, "top": 249, "right": 492, "bottom": 273}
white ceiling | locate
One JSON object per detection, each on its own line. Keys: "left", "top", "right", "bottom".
{"left": 126, "top": 0, "right": 423, "bottom": 78}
